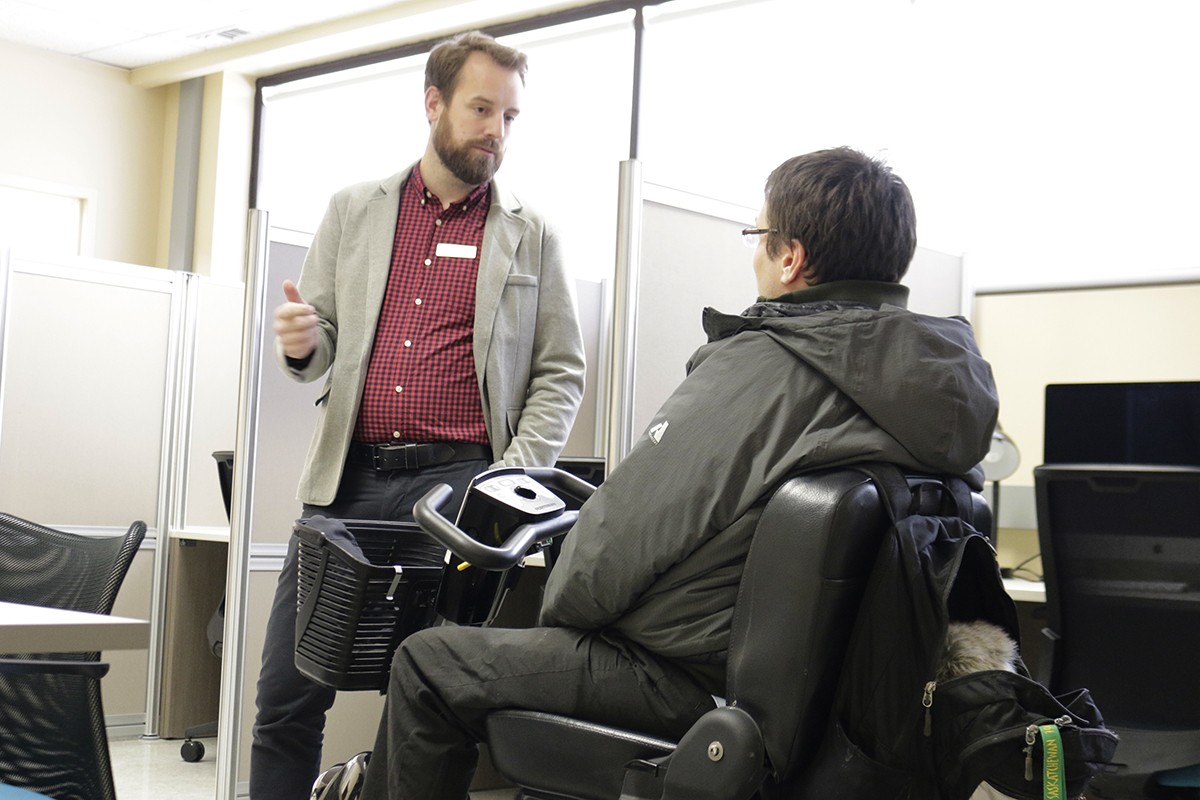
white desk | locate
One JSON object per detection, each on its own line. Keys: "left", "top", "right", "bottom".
{"left": 1003, "top": 578, "right": 1046, "bottom": 604}
{"left": 0, "top": 601, "right": 149, "bottom": 653}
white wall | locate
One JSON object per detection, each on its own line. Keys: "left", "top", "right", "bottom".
{"left": 0, "top": 40, "right": 169, "bottom": 267}
{"left": 638, "top": 0, "right": 1200, "bottom": 293}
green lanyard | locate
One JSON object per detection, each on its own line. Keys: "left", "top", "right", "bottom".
{"left": 1039, "top": 724, "right": 1065, "bottom": 800}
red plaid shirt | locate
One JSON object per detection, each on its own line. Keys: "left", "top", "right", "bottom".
{"left": 353, "top": 167, "right": 491, "bottom": 445}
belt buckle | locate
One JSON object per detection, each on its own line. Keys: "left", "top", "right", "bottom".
{"left": 374, "top": 443, "right": 418, "bottom": 470}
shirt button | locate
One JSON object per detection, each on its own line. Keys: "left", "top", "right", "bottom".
{"left": 435, "top": 219, "right": 443, "bottom": 227}
{"left": 424, "top": 258, "right": 432, "bottom": 266}
{"left": 414, "top": 298, "right": 423, "bottom": 305}
{"left": 395, "top": 385, "right": 403, "bottom": 393}
{"left": 404, "top": 340, "right": 412, "bottom": 348}
{"left": 393, "top": 430, "right": 401, "bottom": 439}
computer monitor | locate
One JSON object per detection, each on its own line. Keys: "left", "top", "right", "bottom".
{"left": 553, "top": 456, "right": 606, "bottom": 488}
{"left": 1044, "top": 381, "right": 1200, "bottom": 466}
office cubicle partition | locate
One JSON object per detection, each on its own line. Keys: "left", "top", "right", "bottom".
{"left": 0, "top": 249, "right": 243, "bottom": 734}
{"left": 626, "top": 180, "right": 969, "bottom": 459}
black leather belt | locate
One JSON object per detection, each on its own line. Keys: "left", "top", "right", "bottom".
{"left": 347, "top": 441, "right": 491, "bottom": 471}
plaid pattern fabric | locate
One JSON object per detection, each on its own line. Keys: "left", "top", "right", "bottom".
{"left": 354, "top": 167, "right": 491, "bottom": 445}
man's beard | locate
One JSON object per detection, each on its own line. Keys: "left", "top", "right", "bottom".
{"left": 432, "top": 117, "right": 503, "bottom": 187}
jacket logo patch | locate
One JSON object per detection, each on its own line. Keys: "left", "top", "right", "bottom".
{"left": 649, "top": 420, "right": 669, "bottom": 444}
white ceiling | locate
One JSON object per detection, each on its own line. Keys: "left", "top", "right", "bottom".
{"left": 0, "top": 0, "right": 417, "bottom": 69}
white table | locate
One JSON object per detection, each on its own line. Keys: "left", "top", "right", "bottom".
{"left": 1002, "top": 577, "right": 1046, "bottom": 604}
{"left": 0, "top": 601, "right": 149, "bottom": 653}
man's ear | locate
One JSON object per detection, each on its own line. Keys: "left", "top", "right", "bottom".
{"left": 424, "top": 86, "right": 443, "bottom": 124}
{"left": 780, "top": 240, "right": 809, "bottom": 288}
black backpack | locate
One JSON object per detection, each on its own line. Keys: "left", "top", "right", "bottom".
{"left": 795, "top": 463, "right": 1119, "bottom": 800}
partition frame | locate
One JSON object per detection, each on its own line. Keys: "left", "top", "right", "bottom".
{"left": 0, "top": 251, "right": 244, "bottom": 735}
{"left": 215, "top": 209, "right": 270, "bottom": 800}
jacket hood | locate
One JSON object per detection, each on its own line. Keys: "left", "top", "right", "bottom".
{"left": 698, "top": 290, "right": 999, "bottom": 475}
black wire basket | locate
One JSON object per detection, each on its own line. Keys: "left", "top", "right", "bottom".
{"left": 294, "top": 518, "right": 446, "bottom": 691}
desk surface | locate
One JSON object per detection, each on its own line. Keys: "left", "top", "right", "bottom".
{"left": 1003, "top": 577, "right": 1046, "bottom": 604}
{"left": 0, "top": 601, "right": 149, "bottom": 653}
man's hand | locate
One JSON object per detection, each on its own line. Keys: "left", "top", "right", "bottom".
{"left": 274, "top": 280, "right": 318, "bottom": 360}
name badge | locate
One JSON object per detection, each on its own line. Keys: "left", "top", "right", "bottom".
{"left": 435, "top": 243, "right": 478, "bottom": 259}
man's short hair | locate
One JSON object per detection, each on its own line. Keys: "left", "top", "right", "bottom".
{"left": 425, "top": 31, "right": 528, "bottom": 101}
{"left": 764, "top": 147, "right": 917, "bottom": 284}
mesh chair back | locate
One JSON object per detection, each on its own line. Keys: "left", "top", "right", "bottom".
{"left": 0, "top": 516, "right": 143, "bottom": 799}
{"left": 0, "top": 514, "right": 146, "bottom": 616}
{"left": 1035, "top": 464, "right": 1200, "bottom": 776}
{"left": 0, "top": 659, "right": 116, "bottom": 800}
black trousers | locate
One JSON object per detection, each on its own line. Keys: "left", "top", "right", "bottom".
{"left": 359, "top": 625, "right": 717, "bottom": 800}
{"left": 249, "top": 458, "right": 486, "bottom": 800}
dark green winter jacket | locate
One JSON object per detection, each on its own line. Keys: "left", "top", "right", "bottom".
{"left": 540, "top": 279, "right": 999, "bottom": 684}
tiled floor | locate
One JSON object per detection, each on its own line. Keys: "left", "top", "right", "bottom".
{"left": 96, "top": 733, "right": 1200, "bottom": 800}
{"left": 107, "top": 736, "right": 516, "bottom": 799}
{"left": 109, "top": 736, "right": 216, "bottom": 800}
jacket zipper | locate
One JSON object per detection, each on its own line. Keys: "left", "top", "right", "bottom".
{"left": 1025, "top": 716, "right": 1073, "bottom": 782}
{"left": 920, "top": 678, "right": 1075, "bottom": 766}
{"left": 922, "top": 681, "right": 936, "bottom": 736}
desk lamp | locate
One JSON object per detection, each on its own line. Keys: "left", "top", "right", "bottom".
{"left": 982, "top": 424, "right": 1020, "bottom": 548}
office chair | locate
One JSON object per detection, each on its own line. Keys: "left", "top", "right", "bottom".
{"left": 0, "top": 513, "right": 147, "bottom": 642}
{"left": 0, "top": 659, "right": 116, "bottom": 800}
{"left": 0, "top": 513, "right": 145, "bottom": 800}
{"left": 180, "top": 450, "right": 234, "bottom": 763}
{"left": 479, "top": 467, "right": 991, "bottom": 799}
{"left": 1035, "top": 464, "right": 1200, "bottom": 793}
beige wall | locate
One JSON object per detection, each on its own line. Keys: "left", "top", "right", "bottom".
{"left": 0, "top": 41, "right": 169, "bottom": 267}
{"left": 194, "top": 71, "right": 255, "bottom": 282}
{"left": 973, "top": 282, "right": 1200, "bottom": 570}
{"left": 974, "top": 282, "right": 1200, "bottom": 488}
{"left": 106, "top": 547, "right": 156, "bottom": 718}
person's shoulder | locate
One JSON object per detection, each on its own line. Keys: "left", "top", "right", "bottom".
{"left": 332, "top": 169, "right": 412, "bottom": 203}
{"left": 490, "top": 180, "right": 552, "bottom": 227}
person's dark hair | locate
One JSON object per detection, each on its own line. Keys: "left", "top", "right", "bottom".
{"left": 425, "top": 31, "right": 528, "bottom": 101}
{"left": 764, "top": 147, "right": 917, "bottom": 284}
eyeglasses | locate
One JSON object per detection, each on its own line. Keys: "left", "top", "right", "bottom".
{"left": 741, "top": 227, "right": 777, "bottom": 248}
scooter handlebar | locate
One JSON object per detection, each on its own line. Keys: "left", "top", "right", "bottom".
{"left": 413, "top": 483, "right": 580, "bottom": 571}
{"left": 518, "top": 467, "right": 597, "bottom": 506}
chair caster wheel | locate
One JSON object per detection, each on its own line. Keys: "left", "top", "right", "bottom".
{"left": 181, "top": 739, "right": 205, "bottom": 762}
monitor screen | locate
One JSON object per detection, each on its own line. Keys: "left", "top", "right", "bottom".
{"left": 1044, "top": 381, "right": 1200, "bottom": 466}
{"left": 554, "top": 456, "right": 606, "bottom": 488}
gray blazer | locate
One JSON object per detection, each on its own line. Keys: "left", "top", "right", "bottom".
{"left": 277, "top": 166, "right": 586, "bottom": 506}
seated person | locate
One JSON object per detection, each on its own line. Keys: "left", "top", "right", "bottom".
{"left": 358, "top": 146, "right": 1000, "bottom": 799}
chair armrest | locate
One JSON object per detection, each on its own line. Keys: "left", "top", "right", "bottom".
{"left": 0, "top": 658, "right": 110, "bottom": 679}
{"left": 660, "top": 706, "right": 767, "bottom": 800}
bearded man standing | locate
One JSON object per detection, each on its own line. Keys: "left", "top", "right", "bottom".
{"left": 253, "top": 30, "right": 585, "bottom": 800}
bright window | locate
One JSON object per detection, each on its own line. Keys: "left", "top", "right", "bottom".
{"left": 0, "top": 179, "right": 92, "bottom": 258}
{"left": 641, "top": 0, "right": 1200, "bottom": 291}
{"left": 256, "top": 13, "right": 635, "bottom": 282}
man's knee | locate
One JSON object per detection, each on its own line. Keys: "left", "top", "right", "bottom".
{"left": 392, "top": 625, "right": 470, "bottom": 676}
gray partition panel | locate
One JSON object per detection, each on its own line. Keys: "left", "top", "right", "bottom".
{"left": 633, "top": 201, "right": 753, "bottom": 440}
{"left": 0, "top": 262, "right": 172, "bottom": 525}
{"left": 632, "top": 199, "right": 968, "bottom": 441}
{"left": 906, "top": 246, "right": 968, "bottom": 319}
{"left": 249, "top": 238, "right": 321, "bottom": 547}
{"left": 562, "top": 277, "right": 605, "bottom": 458}
{"left": 182, "top": 278, "right": 245, "bottom": 529}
